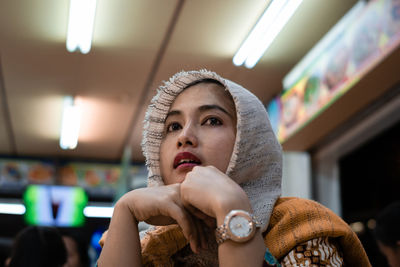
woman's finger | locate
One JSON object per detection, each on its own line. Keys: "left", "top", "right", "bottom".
{"left": 182, "top": 203, "right": 209, "bottom": 251}
{"left": 164, "top": 203, "right": 199, "bottom": 253}
{"left": 183, "top": 203, "right": 217, "bottom": 229}
{"left": 203, "top": 216, "right": 216, "bottom": 229}
{"left": 193, "top": 217, "right": 207, "bottom": 250}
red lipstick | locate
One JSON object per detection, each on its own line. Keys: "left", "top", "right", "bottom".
{"left": 173, "top": 152, "right": 202, "bottom": 169}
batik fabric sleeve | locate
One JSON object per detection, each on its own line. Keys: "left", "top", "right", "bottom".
{"left": 265, "top": 197, "right": 371, "bottom": 267}
{"left": 280, "top": 237, "right": 343, "bottom": 266}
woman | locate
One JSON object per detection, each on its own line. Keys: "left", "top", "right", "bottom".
{"left": 98, "top": 70, "right": 371, "bottom": 266}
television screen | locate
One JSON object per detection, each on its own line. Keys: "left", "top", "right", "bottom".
{"left": 23, "top": 185, "right": 88, "bottom": 227}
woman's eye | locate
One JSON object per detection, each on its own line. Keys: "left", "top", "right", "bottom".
{"left": 203, "top": 117, "right": 222, "bottom": 126}
{"left": 166, "top": 122, "right": 181, "bottom": 132}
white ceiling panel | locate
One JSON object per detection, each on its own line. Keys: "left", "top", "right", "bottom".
{"left": 0, "top": 0, "right": 380, "bottom": 162}
{"left": 0, "top": 0, "right": 178, "bottom": 160}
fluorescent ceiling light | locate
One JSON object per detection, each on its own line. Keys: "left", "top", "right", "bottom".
{"left": 283, "top": 0, "right": 366, "bottom": 89}
{"left": 83, "top": 206, "right": 114, "bottom": 218}
{"left": 233, "top": 0, "right": 303, "bottom": 69}
{"left": 0, "top": 203, "right": 26, "bottom": 215}
{"left": 60, "top": 96, "right": 81, "bottom": 150}
{"left": 66, "top": 0, "right": 97, "bottom": 54}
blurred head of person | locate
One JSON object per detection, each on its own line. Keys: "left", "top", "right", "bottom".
{"left": 6, "top": 226, "right": 67, "bottom": 267}
{"left": 61, "top": 231, "right": 90, "bottom": 267}
{"left": 375, "top": 201, "right": 400, "bottom": 267}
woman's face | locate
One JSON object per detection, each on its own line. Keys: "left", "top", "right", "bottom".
{"left": 160, "top": 82, "right": 236, "bottom": 185}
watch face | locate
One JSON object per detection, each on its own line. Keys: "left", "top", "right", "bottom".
{"left": 223, "top": 210, "right": 256, "bottom": 243}
{"left": 229, "top": 215, "right": 252, "bottom": 237}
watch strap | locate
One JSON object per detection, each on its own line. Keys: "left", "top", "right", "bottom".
{"left": 215, "top": 223, "right": 229, "bottom": 244}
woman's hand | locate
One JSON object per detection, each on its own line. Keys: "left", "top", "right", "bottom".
{"left": 180, "top": 166, "right": 266, "bottom": 267}
{"left": 118, "top": 184, "right": 204, "bottom": 253}
{"left": 180, "top": 166, "right": 252, "bottom": 225}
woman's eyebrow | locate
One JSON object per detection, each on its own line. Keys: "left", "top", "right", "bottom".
{"left": 198, "top": 104, "right": 234, "bottom": 118}
{"left": 165, "top": 104, "right": 234, "bottom": 120}
{"left": 165, "top": 110, "right": 180, "bottom": 120}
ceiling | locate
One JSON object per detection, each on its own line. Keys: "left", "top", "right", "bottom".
{"left": 0, "top": 0, "right": 359, "bottom": 162}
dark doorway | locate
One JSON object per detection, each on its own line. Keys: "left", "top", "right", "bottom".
{"left": 339, "top": 120, "right": 400, "bottom": 266}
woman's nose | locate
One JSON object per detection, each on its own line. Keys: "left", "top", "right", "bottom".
{"left": 177, "top": 124, "right": 198, "bottom": 148}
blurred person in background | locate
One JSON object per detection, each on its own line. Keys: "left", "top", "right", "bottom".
{"left": 375, "top": 201, "right": 400, "bottom": 267}
{"left": 61, "top": 230, "right": 90, "bottom": 267}
{"left": 5, "top": 225, "right": 67, "bottom": 267}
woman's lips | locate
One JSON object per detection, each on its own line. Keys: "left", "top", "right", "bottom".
{"left": 173, "top": 152, "right": 202, "bottom": 169}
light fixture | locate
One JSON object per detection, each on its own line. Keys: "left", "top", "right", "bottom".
{"left": 66, "top": 0, "right": 97, "bottom": 54}
{"left": 233, "top": 0, "right": 303, "bottom": 69}
{"left": 0, "top": 203, "right": 26, "bottom": 215}
{"left": 83, "top": 206, "right": 114, "bottom": 218}
{"left": 60, "top": 96, "right": 82, "bottom": 150}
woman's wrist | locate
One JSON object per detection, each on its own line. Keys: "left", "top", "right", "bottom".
{"left": 214, "top": 195, "right": 252, "bottom": 226}
{"left": 115, "top": 192, "right": 139, "bottom": 225}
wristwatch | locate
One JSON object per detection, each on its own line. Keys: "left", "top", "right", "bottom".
{"left": 215, "top": 210, "right": 260, "bottom": 244}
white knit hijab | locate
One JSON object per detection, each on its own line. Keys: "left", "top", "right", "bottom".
{"left": 142, "top": 70, "right": 282, "bottom": 231}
